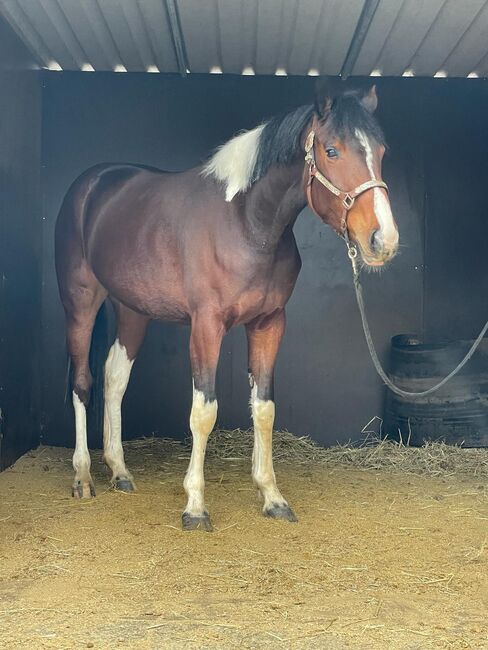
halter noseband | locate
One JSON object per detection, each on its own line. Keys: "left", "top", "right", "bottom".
{"left": 304, "top": 130, "right": 389, "bottom": 237}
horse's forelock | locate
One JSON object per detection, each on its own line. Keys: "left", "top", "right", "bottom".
{"left": 321, "top": 94, "right": 385, "bottom": 146}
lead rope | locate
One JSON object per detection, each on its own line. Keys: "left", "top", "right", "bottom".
{"left": 345, "top": 238, "right": 488, "bottom": 399}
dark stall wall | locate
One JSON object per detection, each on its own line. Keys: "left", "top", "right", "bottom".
{"left": 0, "top": 17, "right": 42, "bottom": 469}
{"left": 423, "top": 80, "right": 488, "bottom": 341}
{"left": 40, "top": 73, "right": 424, "bottom": 448}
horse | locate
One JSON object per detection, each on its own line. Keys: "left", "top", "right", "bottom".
{"left": 55, "top": 79, "right": 398, "bottom": 531}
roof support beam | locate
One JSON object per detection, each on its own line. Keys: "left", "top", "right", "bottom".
{"left": 0, "top": 0, "right": 51, "bottom": 68}
{"left": 164, "top": 0, "right": 189, "bottom": 76}
{"left": 340, "top": 0, "right": 380, "bottom": 79}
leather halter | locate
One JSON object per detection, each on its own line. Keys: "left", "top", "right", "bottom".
{"left": 304, "top": 130, "right": 389, "bottom": 236}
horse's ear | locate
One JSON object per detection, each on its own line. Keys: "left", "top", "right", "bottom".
{"left": 314, "top": 76, "right": 342, "bottom": 119}
{"left": 361, "top": 85, "right": 378, "bottom": 113}
{"left": 315, "top": 77, "right": 378, "bottom": 117}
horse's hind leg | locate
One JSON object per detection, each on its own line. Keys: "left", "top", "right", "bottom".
{"left": 103, "top": 302, "right": 149, "bottom": 491}
{"left": 182, "top": 312, "right": 224, "bottom": 532}
{"left": 246, "top": 310, "right": 297, "bottom": 522}
{"left": 64, "top": 279, "right": 107, "bottom": 498}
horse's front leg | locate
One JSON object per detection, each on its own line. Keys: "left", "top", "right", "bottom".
{"left": 182, "top": 313, "right": 224, "bottom": 532}
{"left": 246, "top": 310, "right": 297, "bottom": 522}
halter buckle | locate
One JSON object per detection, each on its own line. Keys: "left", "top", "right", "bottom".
{"left": 342, "top": 194, "right": 355, "bottom": 210}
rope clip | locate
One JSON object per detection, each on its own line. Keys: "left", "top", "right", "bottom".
{"left": 347, "top": 244, "right": 359, "bottom": 275}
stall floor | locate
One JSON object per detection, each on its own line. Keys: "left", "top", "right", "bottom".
{"left": 0, "top": 436, "right": 487, "bottom": 649}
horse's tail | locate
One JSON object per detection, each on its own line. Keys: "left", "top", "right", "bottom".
{"left": 88, "top": 302, "right": 109, "bottom": 446}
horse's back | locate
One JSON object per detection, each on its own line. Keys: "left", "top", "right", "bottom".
{"left": 57, "top": 162, "right": 167, "bottom": 223}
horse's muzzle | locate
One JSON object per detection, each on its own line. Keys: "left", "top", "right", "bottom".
{"left": 359, "top": 229, "right": 399, "bottom": 266}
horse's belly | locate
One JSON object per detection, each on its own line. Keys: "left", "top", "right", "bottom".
{"left": 118, "top": 291, "right": 190, "bottom": 323}
{"left": 91, "top": 258, "right": 190, "bottom": 322}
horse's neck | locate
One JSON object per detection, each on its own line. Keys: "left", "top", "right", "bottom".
{"left": 244, "top": 161, "right": 307, "bottom": 251}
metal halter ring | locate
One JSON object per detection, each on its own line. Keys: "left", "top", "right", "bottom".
{"left": 347, "top": 245, "right": 358, "bottom": 260}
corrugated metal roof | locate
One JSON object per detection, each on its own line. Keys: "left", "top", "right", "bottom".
{"left": 0, "top": 0, "right": 487, "bottom": 77}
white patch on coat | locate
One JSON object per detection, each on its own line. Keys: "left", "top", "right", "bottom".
{"left": 72, "top": 391, "right": 91, "bottom": 480}
{"left": 250, "top": 383, "right": 288, "bottom": 510}
{"left": 355, "top": 129, "right": 398, "bottom": 248}
{"left": 103, "top": 339, "right": 134, "bottom": 480}
{"left": 202, "top": 124, "right": 265, "bottom": 201}
{"left": 184, "top": 386, "right": 218, "bottom": 515}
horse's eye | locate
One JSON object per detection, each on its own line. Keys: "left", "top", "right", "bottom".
{"left": 326, "top": 147, "right": 339, "bottom": 159}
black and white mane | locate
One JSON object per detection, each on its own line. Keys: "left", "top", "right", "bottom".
{"left": 203, "top": 93, "right": 385, "bottom": 202}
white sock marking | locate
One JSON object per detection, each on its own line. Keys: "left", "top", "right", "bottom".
{"left": 250, "top": 383, "right": 287, "bottom": 509}
{"left": 72, "top": 391, "right": 91, "bottom": 481}
{"left": 355, "top": 129, "right": 398, "bottom": 248}
{"left": 202, "top": 124, "right": 264, "bottom": 201}
{"left": 184, "top": 386, "right": 217, "bottom": 515}
{"left": 103, "top": 339, "right": 134, "bottom": 480}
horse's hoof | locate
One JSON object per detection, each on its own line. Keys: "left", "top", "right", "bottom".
{"left": 114, "top": 478, "right": 135, "bottom": 492}
{"left": 72, "top": 480, "right": 96, "bottom": 499}
{"left": 264, "top": 503, "right": 298, "bottom": 522}
{"left": 182, "top": 511, "right": 213, "bottom": 532}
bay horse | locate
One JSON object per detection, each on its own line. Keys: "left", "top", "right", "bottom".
{"left": 55, "top": 80, "right": 398, "bottom": 531}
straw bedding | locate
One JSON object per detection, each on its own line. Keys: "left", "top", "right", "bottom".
{"left": 0, "top": 428, "right": 486, "bottom": 649}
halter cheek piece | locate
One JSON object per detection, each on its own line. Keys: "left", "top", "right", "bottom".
{"left": 304, "top": 129, "right": 389, "bottom": 259}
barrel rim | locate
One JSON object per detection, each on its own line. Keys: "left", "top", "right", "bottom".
{"left": 391, "top": 333, "right": 487, "bottom": 352}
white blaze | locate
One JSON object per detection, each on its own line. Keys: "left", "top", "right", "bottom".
{"left": 355, "top": 129, "right": 398, "bottom": 248}
{"left": 203, "top": 124, "right": 264, "bottom": 202}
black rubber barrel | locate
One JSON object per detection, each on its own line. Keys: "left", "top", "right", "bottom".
{"left": 383, "top": 335, "right": 488, "bottom": 447}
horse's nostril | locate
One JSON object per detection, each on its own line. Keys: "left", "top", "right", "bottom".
{"left": 370, "top": 230, "right": 381, "bottom": 252}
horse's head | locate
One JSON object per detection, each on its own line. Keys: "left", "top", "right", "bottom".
{"left": 304, "top": 80, "right": 398, "bottom": 267}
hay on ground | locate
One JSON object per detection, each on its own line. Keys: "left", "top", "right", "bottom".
{"left": 125, "top": 421, "right": 488, "bottom": 480}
